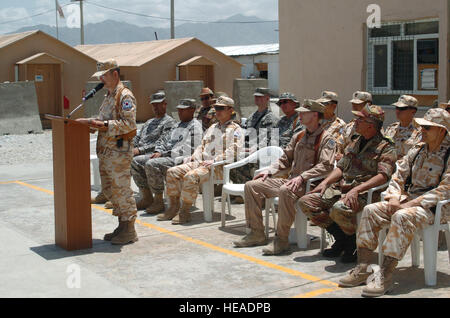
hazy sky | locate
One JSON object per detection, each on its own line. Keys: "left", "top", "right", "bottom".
{"left": 0, "top": 0, "right": 279, "bottom": 34}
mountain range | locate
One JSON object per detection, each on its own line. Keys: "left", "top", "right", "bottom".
{"left": 9, "top": 14, "right": 279, "bottom": 47}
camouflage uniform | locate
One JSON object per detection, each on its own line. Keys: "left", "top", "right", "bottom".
{"left": 166, "top": 119, "right": 243, "bottom": 204}
{"left": 277, "top": 112, "right": 304, "bottom": 148}
{"left": 132, "top": 119, "right": 202, "bottom": 194}
{"left": 195, "top": 106, "right": 217, "bottom": 131}
{"left": 96, "top": 82, "right": 138, "bottom": 221}
{"left": 358, "top": 109, "right": 450, "bottom": 260}
{"left": 299, "top": 106, "right": 397, "bottom": 235}
{"left": 384, "top": 122, "right": 421, "bottom": 160}
{"left": 321, "top": 115, "right": 346, "bottom": 143}
{"left": 131, "top": 114, "right": 176, "bottom": 191}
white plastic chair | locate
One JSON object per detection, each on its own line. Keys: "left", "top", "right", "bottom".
{"left": 89, "top": 138, "right": 101, "bottom": 191}
{"left": 377, "top": 198, "right": 450, "bottom": 286}
{"left": 220, "top": 146, "right": 284, "bottom": 235}
{"left": 201, "top": 161, "right": 226, "bottom": 222}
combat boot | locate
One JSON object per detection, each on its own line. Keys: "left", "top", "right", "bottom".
{"left": 172, "top": 201, "right": 192, "bottom": 225}
{"left": 233, "top": 230, "right": 267, "bottom": 248}
{"left": 146, "top": 193, "right": 165, "bottom": 215}
{"left": 341, "top": 234, "right": 357, "bottom": 263}
{"left": 322, "top": 223, "right": 346, "bottom": 258}
{"left": 91, "top": 192, "right": 107, "bottom": 204}
{"left": 157, "top": 196, "right": 180, "bottom": 221}
{"left": 103, "top": 217, "right": 125, "bottom": 241}
{"left": 339, "top": 248, "right": 373, "bottom": 287}
{"left": 135, "top": 188, "right": 153, "bottom": 210}
{"left": 262, "top": 236, "right": 290, "bottom": 255}
{"left": 111, "top": 219, "right": 138, "bottom": 245}
{"left": 362, "top": 256, "right": 398, "bottom": 297}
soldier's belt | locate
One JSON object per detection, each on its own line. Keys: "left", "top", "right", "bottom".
{"left": 115, "top": 129, "right": 137, "bottom": 141}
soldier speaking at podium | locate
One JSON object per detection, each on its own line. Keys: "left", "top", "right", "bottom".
{"left": 76, "top": 59, "right": 138, "bottom": 245}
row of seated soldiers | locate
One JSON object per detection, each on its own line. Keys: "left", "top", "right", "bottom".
{"left": 91, "top": 86, "right": 450, "bottom": 298}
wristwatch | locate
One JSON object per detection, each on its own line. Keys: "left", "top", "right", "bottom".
{"left": 104, "top": 120, "right": 109, "bottom": 128}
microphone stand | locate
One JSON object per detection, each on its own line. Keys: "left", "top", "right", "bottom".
{"left": 67, "top": 102, "right": 85, "bottom": 119}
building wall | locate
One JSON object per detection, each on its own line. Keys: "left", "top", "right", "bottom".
{"left": 279, "top": 0, "right": 449, "bottom": 123}
{"left": 0, "top": 32, "right": 96, "bottom": 118}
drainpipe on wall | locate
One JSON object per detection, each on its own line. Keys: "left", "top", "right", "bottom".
{"left": 14, "top": 65, "right": 19, "bottom": 82}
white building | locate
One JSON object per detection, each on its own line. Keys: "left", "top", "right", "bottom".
{"left": 216, "top": 43, "right": 279, "bottom": 95}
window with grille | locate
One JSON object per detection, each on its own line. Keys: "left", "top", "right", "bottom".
{"left": 367, "top": 19, "right": 439, "bottom": 104}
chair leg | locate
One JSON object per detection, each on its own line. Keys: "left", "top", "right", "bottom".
{"left": 411, "top": 234, "right": 420, "bottom": 267}
{"left": 443, "top": 226, "right": 450, "bottom": 262}
{"left": 265, "top": 199, "right": 270, "bottom": 239}
{"left": 91, "top": 159, "right": 100, "bottom": 191}
{"left": 422, "top": 227, "right": 439, "bottom": 286}
{"left": 221, "top": 192, "right": 227, "bottom": 228}
{"left": 296, "top": 207, "right": 308, "bottom": 249}
{"left": 227, "top": 195, "right": 232, "bottom": 216}
{"left": 320, "top": 228, "right": 327, "bottom": 253}
{"left": 202, "top": 183, "right": 213, "bottom": 222}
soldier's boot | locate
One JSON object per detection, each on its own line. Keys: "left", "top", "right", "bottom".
{"left": 104, "top": 201, "right": 113, "bottom": 209}
{"left": 322, "top": 223, "right": 346, "bottom": 258}
{"left": 91, "top": 192, "right": 108, "bottom": 204}
{"left": 135, "top": 188, "right": 153, "bottom": 210}
{"left": 145, "top": 193, "right": 165, "bottom": 215}
{"left": 341, "top": 234, "right": 357, "bottom": 263}
{"left": 233, "top": 230, "right": 267, "bottom": 248}
{"left": 111, "top": 219, "right": 139, "bottom": 245}
{"left": 262, "top": 236, "right": 290, "bottom": 255}
{"left": 103, "top": 218, "right": 125, "bottom": 241}
{"left": 157, "top": 196, "right": 180, "bottom": 221}
{"left": 339, "top": 248, "right": 373, "bottom": 287}
{"left": 362, "top": 256, "right": 398, "bottom": 297}
{"left": 172, "top": 201, "right": 192, "bottom": 225}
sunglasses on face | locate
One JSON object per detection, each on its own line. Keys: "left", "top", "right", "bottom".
{"left": 278, "top": 100, "right": 290, "bottom": 105}
{"left": 214, "top": 106, "right": 229, "bottom": 111}
{"left": 396, "top": 107, "right": 415, "bottom": 112}
{"left": 201, "top": 96, "right": 211, "bottom": 101}
{"left": 422, "top": 126, "right": 432, "bottom": 131}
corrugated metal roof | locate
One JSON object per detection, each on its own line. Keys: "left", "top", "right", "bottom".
{"left": 215, "top": 43, "right": 279, "bottom": 57}
{"left": 75, "top": 38, "right": 195, "bottom": 67}
{"left": 0, "top": 30, "right": 39, "bottom": 50}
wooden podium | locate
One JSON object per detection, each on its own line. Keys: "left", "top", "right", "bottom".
{"left": 45, "top": 115, "right": 92, "bottom": 251}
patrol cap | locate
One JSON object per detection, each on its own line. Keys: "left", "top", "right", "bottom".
{"left": 276, "top": 92, "right": 300, "bottom": 107}
{"left": 350, "top": 91, "right": 373, "bottom": 104}
{"left": 352, "top": 104, "right": 385, "bottom": 123}
{"left": 213, "top": 96, "right": 235, "bottom": 108}
{"left": 298, "top": 99, "right": 326, "bottom": 113}
{"left": 200, "top": 87, "right": 214, "bottom": 96}
{"left": 92, "top": 59, "right": 119, "bottom": 78}
{"left": 414, "top": 108, "right": 450, "bottom": 134}
{"left": 150, "top": 91, "right": 166, "bottom": 104}
{"left": 254, "top": 87, "right": 270, "bottom": 97}
{"left": 176, "top": 99, "right": 197, "bottom": 109}
{"left": 392, "top": 95, "right": 418, "bottom": 108}
{"left": 316, "top": 91, "right": 338, "bottom": 104}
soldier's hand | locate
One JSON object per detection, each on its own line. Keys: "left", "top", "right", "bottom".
{"left": 151, "top": 152, "right": 162, "bottom": 159}
{"left": 76, "top": 118, "right": 90, "bottom": 125}
{"left": 387, "top": 197, "right": 401, "bottom": 214}
{"left": 341, "top": 189, "right": 359, "bottom": 211}
{"left": 254, "top": 171, "right": 270, "bottom": 181}
{"left": 133, "top": 148, "right": 140, "bottom": 156}
{"left": 286, "top": 176, "right": 303, "bottom": 193}
{"left": 308, "top": 182, "right": 327, "bottom": 196}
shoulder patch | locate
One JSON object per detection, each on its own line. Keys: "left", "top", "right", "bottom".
{"left": 122, "top": 98, "right": 133, "bottom": 111}
{"left": 327, "top": 139, "right": 336, "bottom": 148}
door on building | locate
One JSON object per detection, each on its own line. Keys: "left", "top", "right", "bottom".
{"left": 178, "top": 56, "right": 216, "bottom": 91}
{"left": 26, "top": 63, "right": 62, "bottom": 122}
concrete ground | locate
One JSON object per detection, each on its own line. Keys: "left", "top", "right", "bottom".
{"left": 0, "top": 161, "right": 449, "bottom": 298}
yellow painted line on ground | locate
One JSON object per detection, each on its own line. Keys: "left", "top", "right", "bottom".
{"left": 0, "top": 181, "right": 18, "bottom": 185}
{"left": 10, "top": 180, "right": 341, "bottom": 294}
{"left": 293, "top": 287, "right": 340, "bottom": 298}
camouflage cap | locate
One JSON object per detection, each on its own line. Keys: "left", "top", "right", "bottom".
{"left": 414, "top": 108, "right": 450, "bottom": 134}
{"left": 316, "top": 91, "right": 338, "bottom": 104}
{"left": 392, "top": 95, "right": 418, "bottom": 108}
{"left": 352, "top": 104, "right": 385, "bottom": 123}
{"left": 176, "top": 99, "right": 197, "bottom": 109}
{"left": 254, "top": 87, "right": 270, "bottom": 97}
{"left": 200, "top": 87, "right": 214, "bottom": 96}
{"left": 150, "top": 91, "right": 166, "bottom": 104}
{"left": 298, "top": 99, "right": 326, "bottom": 113}
{"left": 213, "top": 96, "right": 235, "bottom": 108}
{"left": 92, "top": 59, "right": 119, "bottom": 78}
{"left": 349, "top": 91, "right": 373, "bottom": 104}
{"left": 276, "top": 92, "right": 300, "bottom": 107}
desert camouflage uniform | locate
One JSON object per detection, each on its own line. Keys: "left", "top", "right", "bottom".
{"left": 383, "top": 122, "right": 421, "bottom": 160}
{"left": 132, "top": 119, "right": 202, "bottom": 194}
{"left": 131, "top": 114, "right": 176, "bottom": 192}
{"left": 358, "top": 136, "right": 450, "bottom": 260}
{"left": 277, "top": 112, "right": 304, "bottom": 148}
{"left": 299, "top": 133, "right": 397, "bottom": 235}
{"left": 322, "top": 115, "right": 346, "bottom": 143}
{"left": 166, "top": 120, "right": 243, "bottom": 204}
{"left": 336, "top": 119, "right": 357, "bottom": 155}
{"left": 95, "top": 82, "right": 138, "bottom": 221}
{"left": 231, "top": 108, "right": 279, "bottom": 184}
{"left": 195, "top": 106, "right": 217, "bottom": 131}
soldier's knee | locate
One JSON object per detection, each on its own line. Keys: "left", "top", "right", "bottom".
{"left": 183, "top": 171, "right": 199, "bottom": 184}
{"left": 298, "top": 195, "right": 314, "bottom": 212}
{"left": 391, "top": 209, "right": 409, "bottom": 225}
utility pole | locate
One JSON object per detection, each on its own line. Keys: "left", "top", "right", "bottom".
{"left": 71, "top": 0, "right": 84, "bottom": 44}
{"left": 171, "top": 0, "right": 175, "bottom": 39}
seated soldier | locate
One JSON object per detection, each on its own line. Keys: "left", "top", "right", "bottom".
{"left": 135, "top": 99, "right": 202, "bottom": 215}
{"left": 316, "top": 91, "right": 346, "bottom": 142}
{"left": 299, "top": 105, "right": 397, "bottom": 263}
{"left": 275, "top": 92, "right": 304, "bottom": 148}
{"left": 195, "top": 87, "right": 217, "bottom": 131}
{"left": 158, "top": 96, "right": 243, "bottom": 225}
{"left": 233, "top": 100, "right": 336, "bottom": 255}
{"left": 339, "top": 108, "right": 450, "bottom": 297}
{"left": 384, "top": 95, "right": 421, "bottom": 160}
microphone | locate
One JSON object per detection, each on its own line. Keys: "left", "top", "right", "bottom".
{"left": 83, "top": 83, "right": 104, "bottom": 102}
